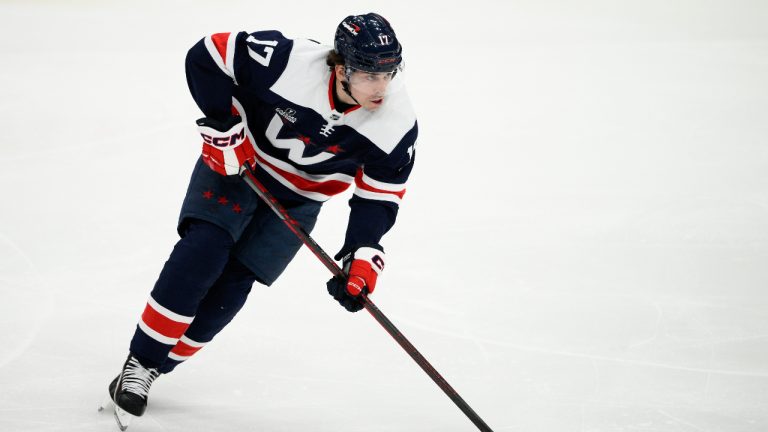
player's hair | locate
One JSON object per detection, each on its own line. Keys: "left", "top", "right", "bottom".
{"left": 325, "top": 50, "right": 345, "bottom": 70}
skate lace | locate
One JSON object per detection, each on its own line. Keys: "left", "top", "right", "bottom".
{"left": 121, "top": 357, "right": 160, "bottom": 398}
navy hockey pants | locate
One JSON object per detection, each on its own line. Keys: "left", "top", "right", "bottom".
{"left": 129, "top": 220, "right": 257, "bottom": 373}
{"left": 127, "top": 159, "right": 321, "bottom": 373}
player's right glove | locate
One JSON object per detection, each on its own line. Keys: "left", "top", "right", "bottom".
{"left": 197, "top": 116, "right": 256, "bottom": 176}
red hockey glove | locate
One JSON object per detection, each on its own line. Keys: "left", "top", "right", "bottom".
{"left": 197, "top": 116, "right": 256, "bottom": 176}
{"left": 345, "top": 247, "right": 385, "bottom": 295}
{"left": 327, "top": 247, "right": 385, "bottom": 312}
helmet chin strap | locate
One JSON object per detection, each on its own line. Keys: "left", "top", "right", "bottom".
{"left": 340, "top": 68, "right": 361, "bottom": 106}
{"left": 340, "top": 81, "right": 361, "bottom": 105}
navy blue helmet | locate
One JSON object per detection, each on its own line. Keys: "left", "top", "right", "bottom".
{"left": 334, "top": 13, "right": 402, "bottom": 73}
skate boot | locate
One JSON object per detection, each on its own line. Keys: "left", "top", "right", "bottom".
{"left": 103, "top": 354, "right": 160, "bottom": 430}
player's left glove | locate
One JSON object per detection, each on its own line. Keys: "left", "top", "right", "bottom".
{"left": 326, "top": 246, "right": 386, "bottom": 313}
{"left": 197, "top": 116, "right": 256, "bottom": 176}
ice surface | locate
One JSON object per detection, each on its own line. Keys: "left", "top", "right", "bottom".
{"left": 1, "top": 1, "right": 767, "bottom": 431}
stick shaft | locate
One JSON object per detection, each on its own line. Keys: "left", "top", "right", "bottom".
{"left": 240, "top": 165, "right": 493, "bottom": 431}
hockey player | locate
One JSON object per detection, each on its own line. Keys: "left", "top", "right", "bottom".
{"left": 103, "top": 12, "right": 417, "bottom": 429}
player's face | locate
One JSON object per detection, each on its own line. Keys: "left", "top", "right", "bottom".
{"left": 347, "top": 70, "right": 395, "bottom": 111}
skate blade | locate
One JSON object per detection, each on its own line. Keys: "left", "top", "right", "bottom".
{"left": 98, "top": 395, "right": 114, "bottom": 412}
{"left": 114, "top": 406, "right": 133, "bottom": 431}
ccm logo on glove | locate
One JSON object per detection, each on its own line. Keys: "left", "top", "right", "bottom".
{"left": 200, "top": 129, "right": 245, "bottom": 147}
{"left": 197, "top": 116, "right": 256, "bottom": 176}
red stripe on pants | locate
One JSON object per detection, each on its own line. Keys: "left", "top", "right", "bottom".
{"left": 141, "top": 303, "right": 190, "bottom": 339}
{"left": 170, "top": 339, "right": 204, "bottom": 357}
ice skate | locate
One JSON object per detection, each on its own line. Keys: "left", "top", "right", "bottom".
{"left": 101, "top": 355, "right": 160, "bottom": 431}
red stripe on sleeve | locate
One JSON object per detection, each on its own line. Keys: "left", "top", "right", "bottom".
{"left": 210, "top": 32, "right": 231, "bottom": 63}
{"left": 141, "top": 303, "right": 190, "bottom": 339}
{"left": 354, "top": 170, "right": 406, "bottom": 199}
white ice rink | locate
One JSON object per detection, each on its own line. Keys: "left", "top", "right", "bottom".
{"left": 1, "top": 1, "right": 767, "bottom": 431}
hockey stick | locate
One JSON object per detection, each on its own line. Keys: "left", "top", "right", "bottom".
{"left": 240, "top": 163, "right": 494, "bottom": 432}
